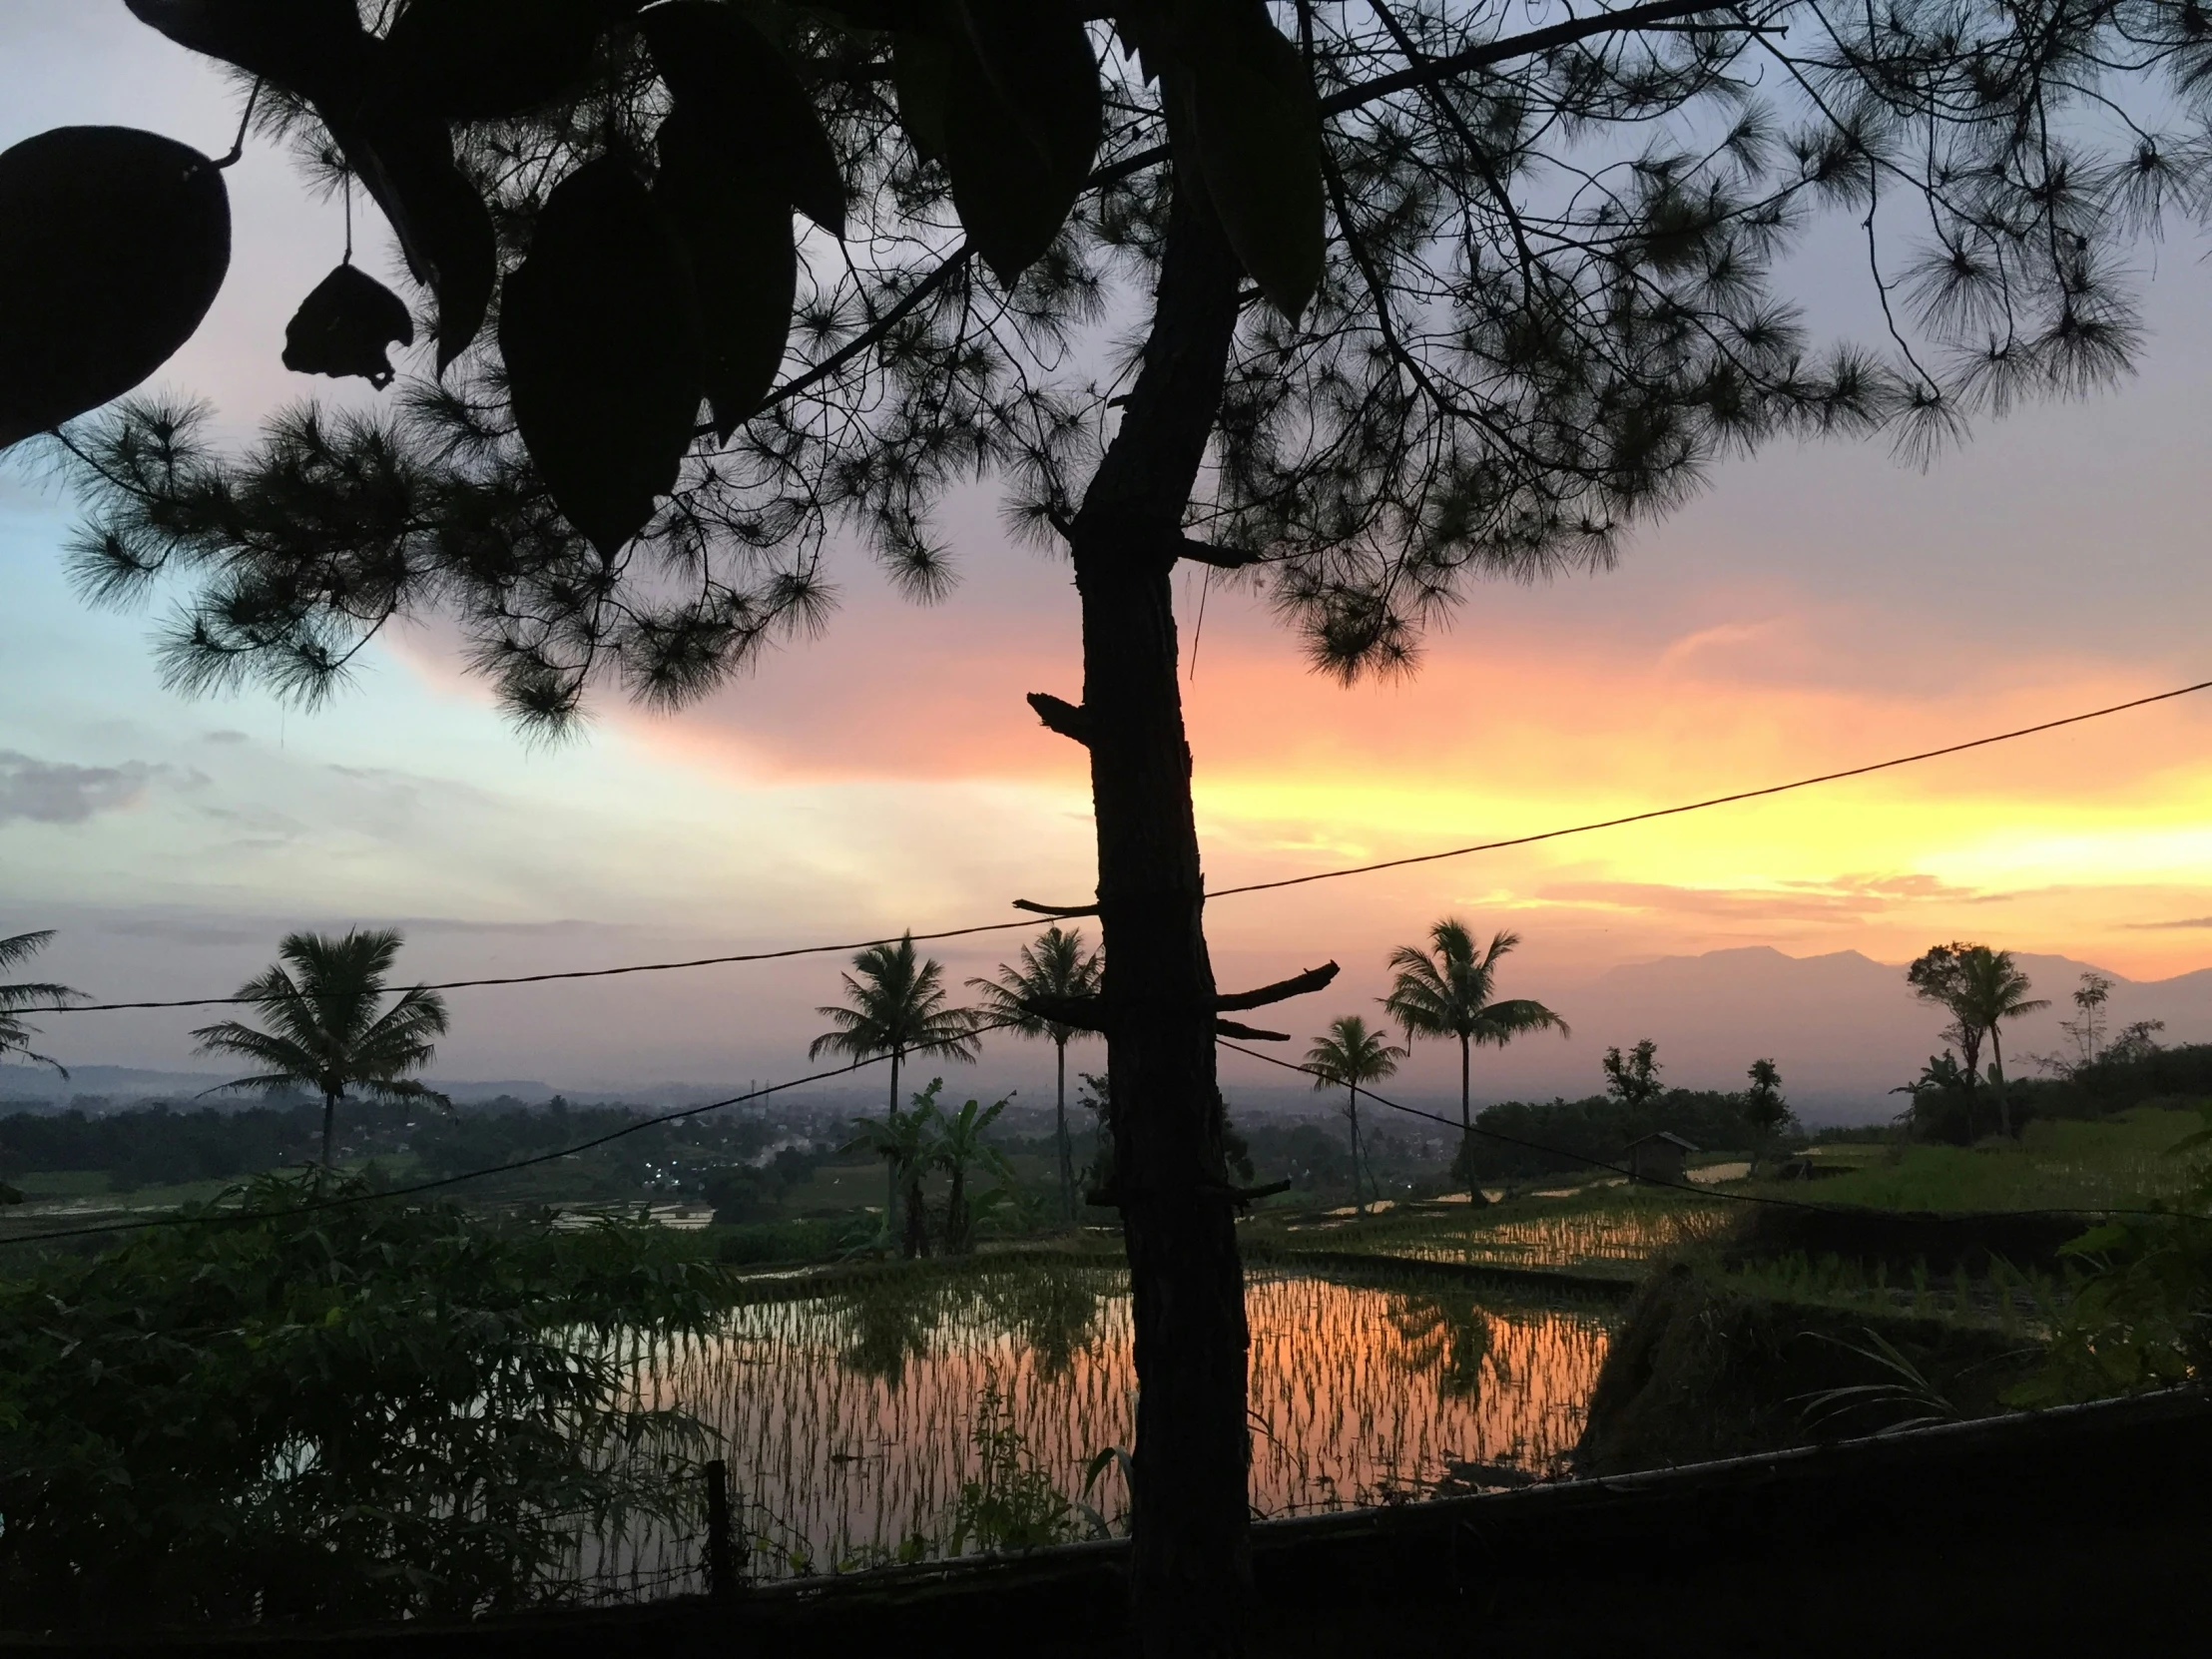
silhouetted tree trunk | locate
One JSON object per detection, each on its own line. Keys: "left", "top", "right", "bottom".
{"left": 320, "top": 1089, "right": 337, "bottom": 1168}
{"left": 1068, "top": 138, "right": 1250, "bottom": 1657}
{"left": 1990, "top": 1028, "right": 2012, "bottom": 1139}
{"left": 902, "top": 1168, "right": 929, "bottom": 1260}
{"left": 1055, "top": 1036, "right": 1074, "bottom": 1226}
{"left": 1458, "top": 1033, "right": 1472, "bottom": 1189}
{"left": 885, "top": 1046, "right": 902, "bottom": 1241}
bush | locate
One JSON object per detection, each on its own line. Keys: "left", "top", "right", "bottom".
{"left": 0, "top": 1174, "right": 728, "bottom": 1629}
{"left": 712, "top": 1215, "right": 859, "bottom": 1266}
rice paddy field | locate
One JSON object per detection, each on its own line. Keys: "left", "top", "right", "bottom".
{"left": 596, "top": 1260, "right": 1610, "bottom": 1587}
{"left": 1273, "top": 1188, "right": 1733, "bottom": 1277}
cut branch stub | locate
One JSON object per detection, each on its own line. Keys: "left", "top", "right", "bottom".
{"left": 1026, "top": 691, "right": 1091, "bottom": 746}
{"left": 1176, "top": 537, "right": 1262, "bottom": 569}
{"left": 0, "top": 127, "right": 231, "bottom": 451}
{"left": 1012, "top": 898, "right": 1100, "bottom": 917}
{"left": 1216, "top": 960, "right": 1339, "bottom": 1012}
{"left": 1215, "top": 1019, "right": 1292, "bottom": 1041}
{"left": 1019, "top": 992, "right": 1110, "bottom": 1033}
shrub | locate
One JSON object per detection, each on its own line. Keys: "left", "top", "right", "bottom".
{"left": 0, "top": 1174, "right": 727, "bottom": 1629}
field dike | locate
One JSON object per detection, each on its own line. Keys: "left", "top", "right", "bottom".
{"left": 1574, "top": 1260, "right": 2042, "bottom": 1474}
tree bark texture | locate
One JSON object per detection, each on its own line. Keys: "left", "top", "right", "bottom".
{"left": 1070, "top": 140, "right": 1250, "bottom": 1657}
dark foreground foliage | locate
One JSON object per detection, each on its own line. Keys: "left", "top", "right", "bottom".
{"left": 1575, "top": 1264, "right": 2039, "bottom": 1475}
{"left": 2016, "top": 1104, "right": 2212, "bottom": 1406}
{"left": 0, "top": 1175, "right": 728, "bottom": 1630}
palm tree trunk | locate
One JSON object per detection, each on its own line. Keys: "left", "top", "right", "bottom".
{"left": 885, "top": 1048, "right": 902, "bottom": 1243}
{"left": 1348, "top": 1083, "right": 1365, "bottom": 1215}
{"left": 1990, "top": 1028, "right": 2011, "bottom": 1138}
{"left": 320, "top": 1090, "right": 337, "bottom": 1168}
{"left": 1055, "top": 1037, "right": 1074, "bottom": 1226}
{"left": 1458, "top": 1033, "right": 1472, "bottom": 1192}
{"left": 1069, "top": 128, "right": 1249, "bottom": 1659}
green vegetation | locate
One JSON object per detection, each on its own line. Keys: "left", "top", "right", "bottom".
{"left": 193, "top": 928, "right": 450, "bottom": 1167}
{"left": 1303, "top": 1016, "right": 1408, "bottom": 1215}
{"left": 0, "top": 1174, "right": 727, "bottom": 1628}
{"left": 1381, "top": 920, "right": 1568, "bottom": 1186}
{"left": 1750, "top": 1108, "right": 2204, "bottom": 1214}
{"left": 968, "top": 926, "right": 1104, "bottom": 1225}
{"left": 0, "top": 931, "right": 81, "bottom": 1077}
{"left": 1456, "top": 1085, "right": 1765, "bottom": 1184}
{"left": 2012, "top": 1104, "right": 2212, "bottom": 1406}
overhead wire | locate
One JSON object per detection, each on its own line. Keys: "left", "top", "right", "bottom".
{"left": 0, "top": 1022, "right": 1018, "bottom": 1250}
{"left": 1214, "top": 1039, "right": 2203, "bottom": 1225}
{"left": 18, "top": 674, "right": 2212, "bottom": 1016}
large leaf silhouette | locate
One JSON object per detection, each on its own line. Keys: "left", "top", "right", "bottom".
{"left": 638, "top": 1, "right": 845, "bottom": 236}
{"left": 318, "top": 107, "right": 496, "bottom": 372}
{"left": 940, "top": 0, "right": 1100, "bottom": 286}
{"left": 0, "top": 127, "right": 231, "bottom": 450}
{"left": 1190, "top": 12, "right": 1324, "bottom": 320}
{"left": 655, "top": 109, "right": 797, "bottom": 442}
{"left": 499, "top": 157, "right": 703, "bottom": 556}
{"left": 382, "top": 0, "right": 632, "bottom": 122}
{"left": 124, "top": 0, "right": 369, "bottom": 97}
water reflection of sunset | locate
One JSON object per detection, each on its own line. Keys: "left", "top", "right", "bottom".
{"left": 641, "top": 1268, "right": 1610, "bottom": 1576}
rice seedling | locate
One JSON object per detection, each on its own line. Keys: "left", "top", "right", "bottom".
{"left": 610, "top": 1261, "right": 1611, "bottom": 1582}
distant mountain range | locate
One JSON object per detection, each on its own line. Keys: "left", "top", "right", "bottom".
{"left": 8, "top": 947, "right": 2206, "bottom": 1126}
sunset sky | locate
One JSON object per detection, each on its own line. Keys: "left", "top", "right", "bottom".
{"left": 4, "top": 3, "right": 2210, "bottom": 1098}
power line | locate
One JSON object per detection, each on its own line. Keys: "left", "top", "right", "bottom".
{"left": 19, "top": 915, "right": 1062, "bottom": 1016}
{"left": 21, "top": 674, "right": 2210, "bottom": 1017}
{"left": 1214, "top": 1039, "right": 2197, "bottom": 1225}
{"left": 0, "top": 1030, "right": 1017, "bottom": 1250}
{"left": 0, "top": 1022, "right": 2190, "bottom": 1253}
{"left": 1203, "top": 675, "right": 2212, "bottom": 900}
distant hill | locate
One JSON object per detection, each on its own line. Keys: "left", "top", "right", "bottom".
{"left": 0, "top": 1066, "right": 563, "bottom": 1109}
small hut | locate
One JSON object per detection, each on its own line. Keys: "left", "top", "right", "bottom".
{"left": 1626, "top": 1130, "right": 1697, "bottom": 1185}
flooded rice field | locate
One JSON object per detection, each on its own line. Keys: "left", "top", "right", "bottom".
{"left": 608, "top": 1262, "right": 1609, "bottom": 1582}
{"left": 1341, "top": 1202, "right": 1735, "bottom": 1275}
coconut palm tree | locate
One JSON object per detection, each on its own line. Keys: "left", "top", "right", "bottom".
{"left": 0, "top": 930, "right": 85, "bottom": 1077}
{"left": 1953, "top": 947, "right": 2049, "bottom": 1138}
{"left": 193, "top": 928, "right": 449, "bottom": 1167}
{"left": 968, "top": 925, "right": 1102, "bottom": 1225}
{"left": 812, "top": 933, "right": 979, "bottom": 1228}
{"left": 1304, "top": 1015, "right": 1407, "bottom": 1215}
{"left": 1382, "top": 922, "right": 1568, "bottom": 1184}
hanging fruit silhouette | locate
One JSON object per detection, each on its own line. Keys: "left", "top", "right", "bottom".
{"left": 0, "top": 127, "right": 231, "bottom": 452}
{"left": 283, "top": 264, "right": 416, "bottom": 387}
